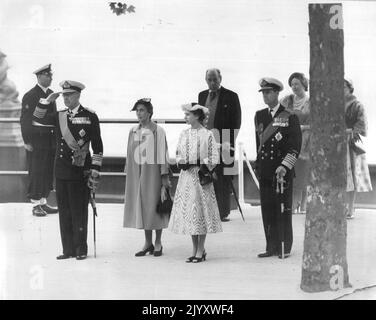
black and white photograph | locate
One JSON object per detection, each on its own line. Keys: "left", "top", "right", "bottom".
{"left": 0, "top": 0, "right": 376, "bottom": 304}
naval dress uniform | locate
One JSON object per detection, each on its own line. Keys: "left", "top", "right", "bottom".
{"left": 20, "top": 64, "right": 58, "bottom": 216}
{"left": 254, "top": 78, "right": 302, "bottom": 258}
{"left": 33, "top": 80, "right": 103, "bottom": 259}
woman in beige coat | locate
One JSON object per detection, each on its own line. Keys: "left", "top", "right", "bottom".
{"left": 123, "top": 98, "right": 171, "bottom": 257}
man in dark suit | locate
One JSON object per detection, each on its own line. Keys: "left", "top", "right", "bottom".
{"left": 254, "top": 77, "right": 302, "bottom": 259}
{"left": 198, "top": 69, "right": 242, "bottom": 222}
{"left": 20, "top": 64, "right": 58, "bottom": 216}
{"left": 33, "top": 80, "right": 103, "bottom": 260}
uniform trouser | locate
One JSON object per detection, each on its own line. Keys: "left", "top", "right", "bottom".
{"left": 56, "top": 178, "right": 89, "bottom": 256}
{"left": 213, "top": 164, "right": 232, "bottom": 219}
{"left": 259, "top": 178, "right": 293, "bottom": 254}
{"left": 27, "top": 147, "right": 55, "bottom": 201}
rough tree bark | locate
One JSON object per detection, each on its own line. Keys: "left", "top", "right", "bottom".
{"left": 301, "top": 3, "right": 350, "bottom": 292}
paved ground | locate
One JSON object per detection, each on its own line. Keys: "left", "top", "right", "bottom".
{"left": 0, "top": 203, "right": 375, "bottom": 300}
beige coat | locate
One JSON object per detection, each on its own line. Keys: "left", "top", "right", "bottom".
{"left": 123, "top": 121, "right": 170, "bottom": 229}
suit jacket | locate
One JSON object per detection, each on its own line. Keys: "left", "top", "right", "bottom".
{"left": 20, "top": 85, "right": 57, "bottom": 149}
{"left": 254, "top": 104, "right": 302, "bottom": 181}
{"left": 33, "top": 102, "right": 103, "bottom": 180}
{"left": 198, "top": 87, "right": 241, "bottom": 165}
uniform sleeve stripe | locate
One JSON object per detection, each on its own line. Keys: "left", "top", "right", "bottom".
{"left": 92, "top": 153, "right": 103, "bottom": 166}
{"left": 33, "top": 107, "right": 47, "bottom": 118}
{"left": 282, "top": 153, "right": 297, "bottom": 170}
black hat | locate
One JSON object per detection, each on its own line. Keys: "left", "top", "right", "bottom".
{"left": 131, "top": 98, "right": 153, "bottom": 114}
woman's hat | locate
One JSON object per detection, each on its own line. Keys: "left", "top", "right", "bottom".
{"left": 181, "top": 103, "right": 209, "bottom": 115}
{"left": 131, "top": 98, "right": 153, "bottom": 113}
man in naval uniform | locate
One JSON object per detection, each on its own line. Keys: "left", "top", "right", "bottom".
{"left": 198, "top": 68, "right": 242, "bottom": 222}
{"left": 254, "top": 77, "right": 302, "bottom": 259}
{"left": 33, "top": 80, "right": 103, "bottom": 260}
{"left": 20, "top": 64, "right": 58, "bottom": 216}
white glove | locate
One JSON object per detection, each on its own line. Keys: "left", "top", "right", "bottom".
{"left": 275, "top": 166, "right": 287, "bottom": 182}
{"left": 24, "top": 143, "right": 33, "bottom": 152}
{"left": 46, "top": 92, "right": 61, "bottom": 103}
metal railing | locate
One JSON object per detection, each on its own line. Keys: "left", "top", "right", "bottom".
{"left": 0, "top": 117, "right": 312, "bottom": 204}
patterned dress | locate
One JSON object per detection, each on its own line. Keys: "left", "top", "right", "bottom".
{"left": 169, "top": 127, "right": 222, "bottom": 235}
{"left": 345, "top": 95, "right": 373, "bottom": 192}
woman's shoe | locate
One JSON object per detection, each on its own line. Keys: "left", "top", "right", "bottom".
{"left": 192, "top": 251, "right": 207, "bottom": 263}
{"left": 153, "top": 246, "right": 163, "bottom": 257}
{"left": 135, "top": 244, "right": 154, "bottom": 257}
{"left": 185, "top": 256, "right": 195, "bottom": 263}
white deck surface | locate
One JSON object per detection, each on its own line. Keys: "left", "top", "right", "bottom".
{"left": 0, "top": 203, "right": 375, "bottom": 300}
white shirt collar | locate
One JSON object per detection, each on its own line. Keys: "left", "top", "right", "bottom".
{"left": 68, "top": 104, "right": 81, "bottom": 115}
{"left": 269, "top": 103, "right": 280, "bottom": 117}
{"left": 37, "top": 83, "right": 49, "bottom": 93}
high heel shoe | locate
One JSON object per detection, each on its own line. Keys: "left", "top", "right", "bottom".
{"left": 185, "top": 256, "right": 195, "bottom": 263}
{"left": 192, "top": 251, "right": 207, "bottom": 263}
{"left": 135, "top": 244, "right": 154, "bottom": 257}
{"left": 153, "top": 246, "right": 163, "bottom": 257}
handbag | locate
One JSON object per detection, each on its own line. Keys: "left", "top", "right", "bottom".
{"left": 156, "top": 188, "right": 173, "bottom": 216}
{"left": 198, "top": 164, "right": 217, "bottom": 186}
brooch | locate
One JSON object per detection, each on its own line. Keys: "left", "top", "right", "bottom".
{"left": 79, "top": 129, "right": 86, "bottom": 137}
{"left": 275, "top": 132, "right": 283, "bottom": 141}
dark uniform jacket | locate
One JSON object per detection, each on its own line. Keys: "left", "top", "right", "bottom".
{"left": 254, "top": 104, "right": 302, "bottom": 181}
{"left": 198, "top": 87, "right": 242, "bottom": 165}
{"left": 33, "top": 102, "right": 103, "bottom": 180}
{"left": 20, "top": 85, "right": 57, "bottom": 149}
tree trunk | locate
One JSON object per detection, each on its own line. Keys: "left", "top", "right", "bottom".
{"left": 301, "top": 3, "right": 350, "bottom": 292}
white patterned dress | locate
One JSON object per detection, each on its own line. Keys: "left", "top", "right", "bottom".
{"left": 169, "top": 127, "right": 222, "bottom": 235}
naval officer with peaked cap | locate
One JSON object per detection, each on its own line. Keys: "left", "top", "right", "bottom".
{"left": 254, "top": 77, "right": 302, "bottom": 259}
{"left": 32, "top": 80, "right": 103, "bottom": 260}
{"left": 20, "top": 63, "right": 58, "bottom": 217}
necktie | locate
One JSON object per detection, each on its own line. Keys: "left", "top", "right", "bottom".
{"left": 209, "top": 91, "right": 216, "bottom": 101}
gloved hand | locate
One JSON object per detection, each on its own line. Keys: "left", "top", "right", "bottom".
{"left": 275, "top": 166, "right": 287, "bottom": 182}
{"left": 87, "top": 169, "right": 100, "bottom": 192}
{"left": 46, "top": 92, "right": 61, "bottom": 103}
{"left": 24, "top": 143, "right": 33, "bottom": 152}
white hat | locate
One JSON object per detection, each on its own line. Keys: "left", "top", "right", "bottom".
{"left": 33, "top": 64, "right": 52, "bottom": 75}
{"left": 181, "top": 103, "right": 209, "bottom": 114}
{"left": 59, "top": 80, "right": 85, "bottom": 93}
{"left": 258, "top": 77, "right": 284, "bottom": 92}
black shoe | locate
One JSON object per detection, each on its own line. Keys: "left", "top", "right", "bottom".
{"left": 278, "top": 252, "right": 291, "bottom": 259}
{"left": 76, "top": 255, "right": 87, "bottom": 260}
{"left": 185, "top": 256, "right": 195, "bottom": 263}
{"left": 135, "top": 244, "right": 154, "bottom": 257}
{"left": 153, "top": 246, "right": 163, "bottom": 257}
{"left": 32, "top": 205, "right": 47, "bottom": 217}
{"left": 41, "top": 204, "right": 58, "bottom": 214}
{"left": 257, "top": 251, "right": 274, "bottom": 258}
{"left": 56, "top": 254, "right": 74, "bottom": 260}
{"left": 221, "top": 217, "right": 230, "bottom": 222}
{"left": 192, "top": 251, "right": 207, "bottom": 263}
